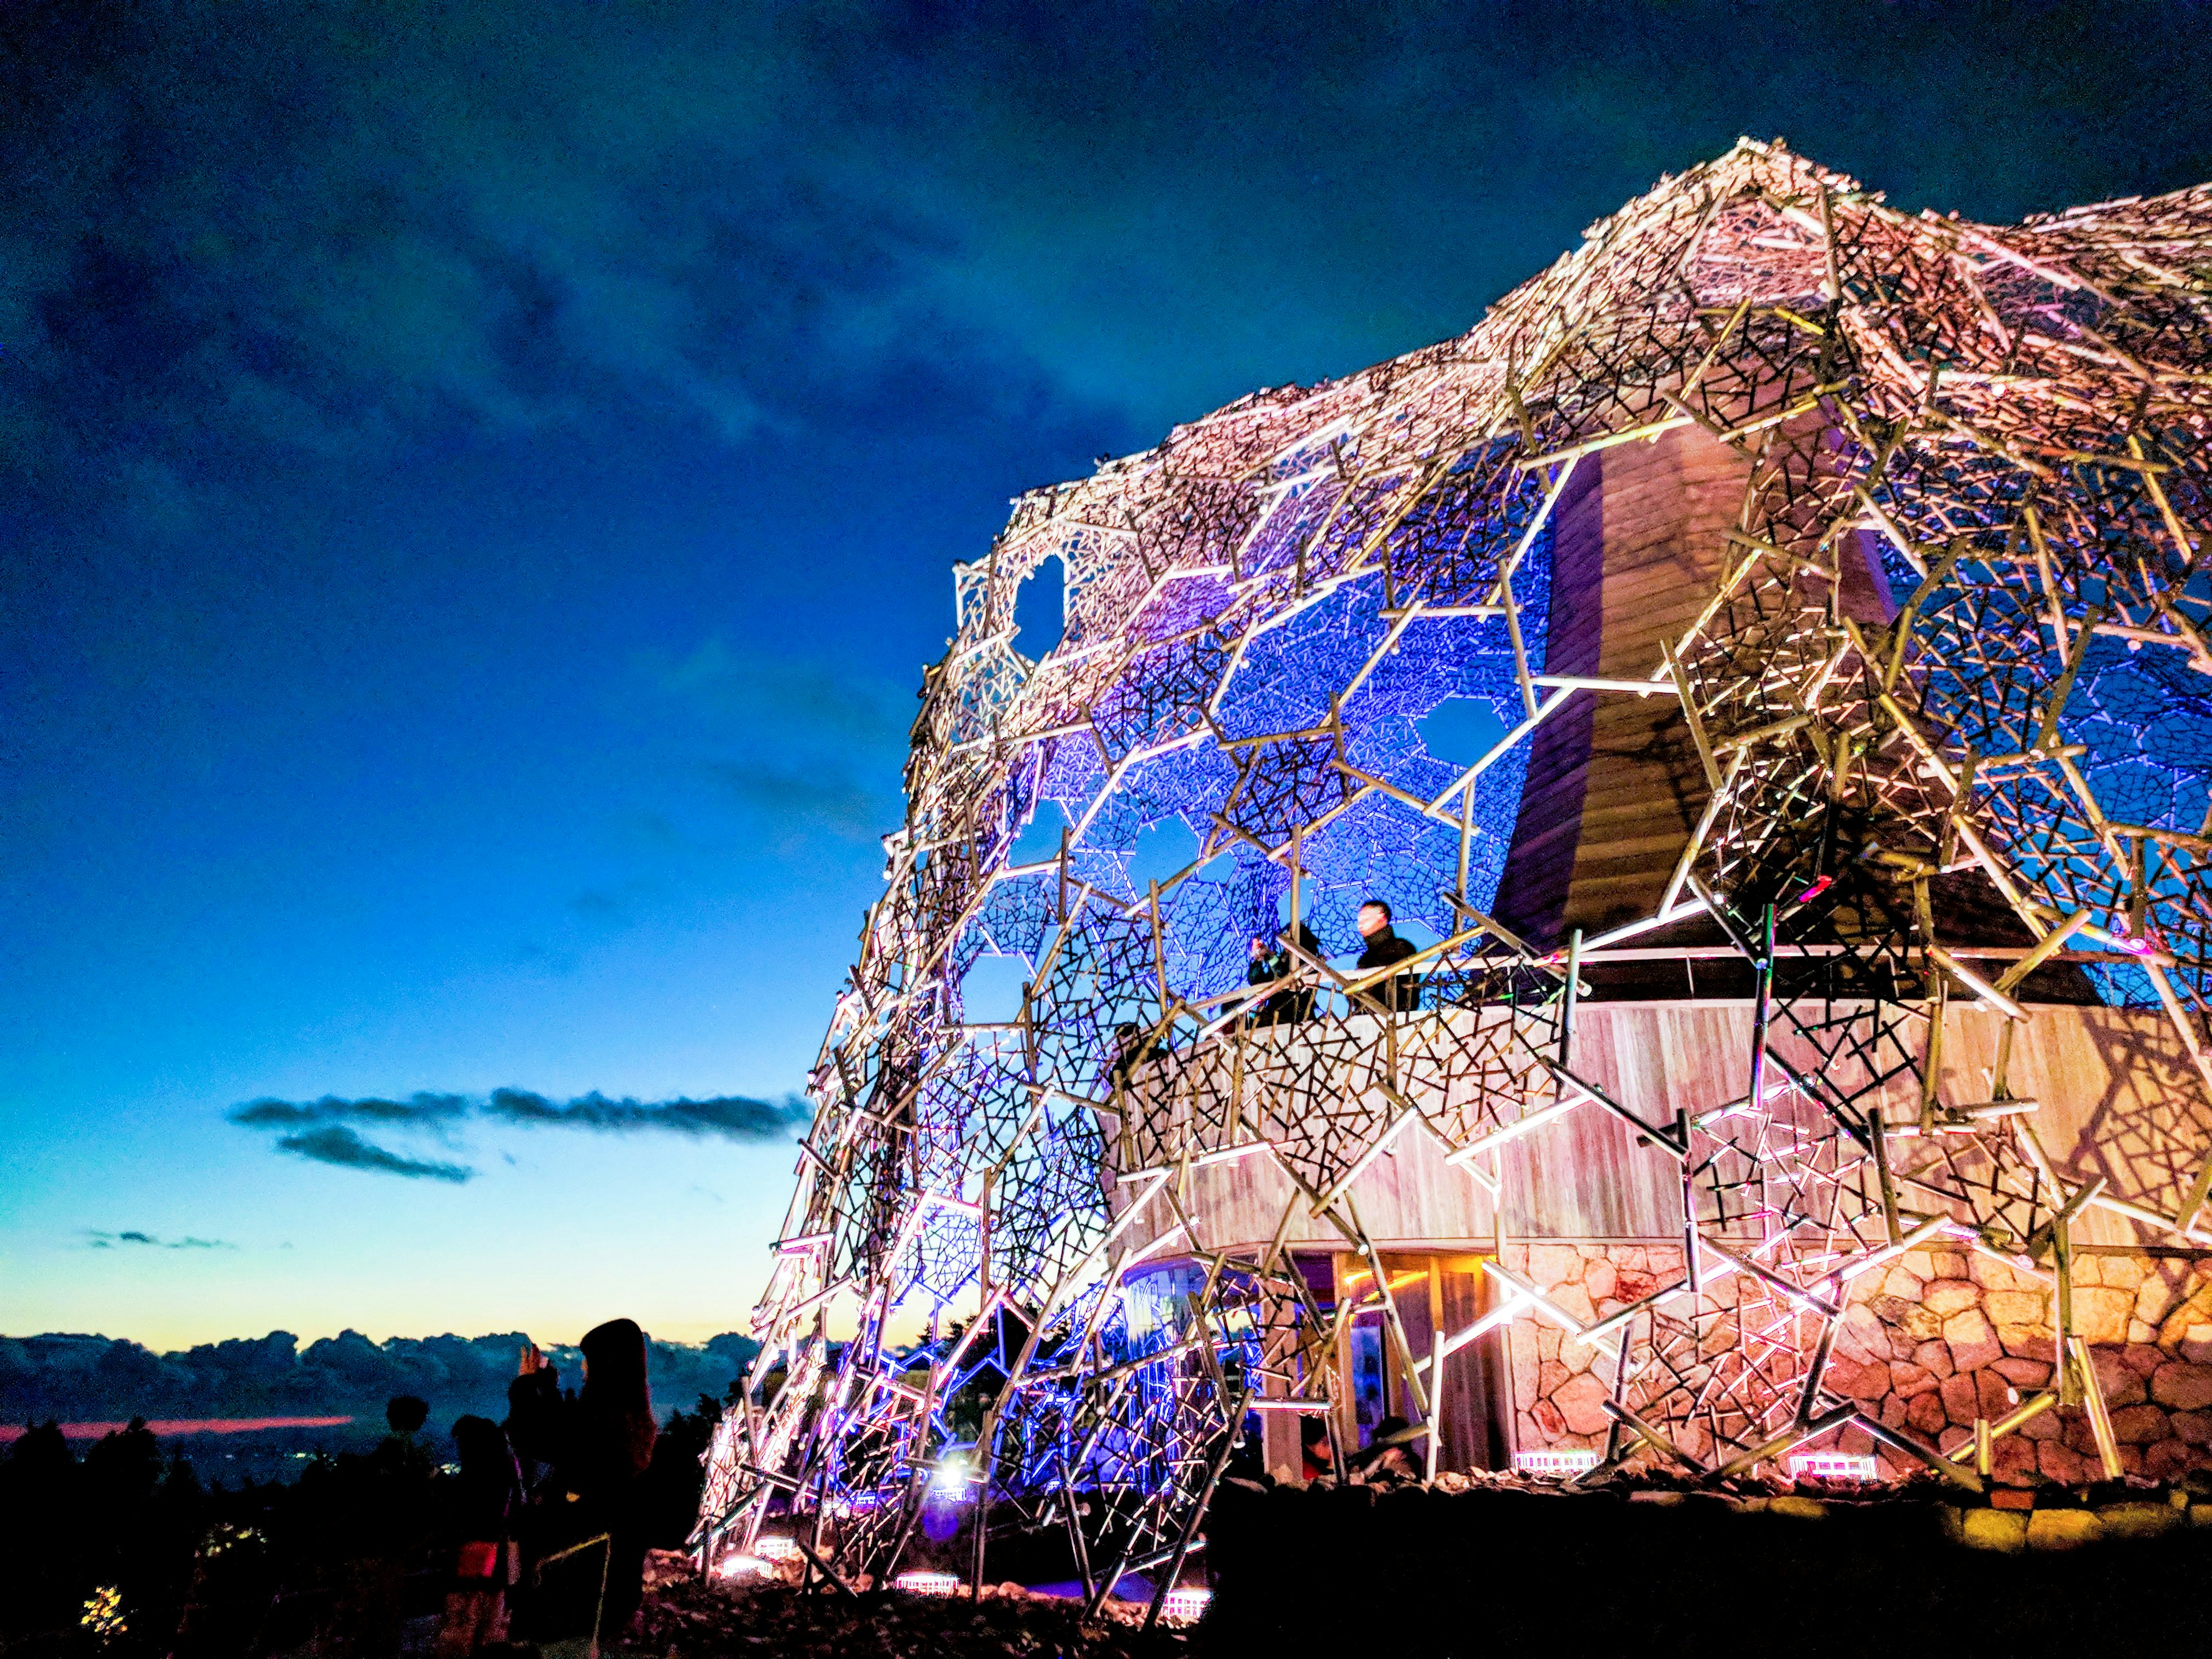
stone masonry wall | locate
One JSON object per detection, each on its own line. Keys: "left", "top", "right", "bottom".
{"left": 1502, "top": 1241, "right": 2212, "bottom": 1484}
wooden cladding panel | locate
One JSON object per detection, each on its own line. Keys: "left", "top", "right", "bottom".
{"left": 1109, "top": 1002, "right": 2212, "bottom": 1257}
{"left": 1497, "top": 424, "right": 1749, "bottom": 948}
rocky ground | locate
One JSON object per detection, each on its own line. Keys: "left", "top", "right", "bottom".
{"left": 616, "top": 1567, "right": 1195, "bottom": 1659}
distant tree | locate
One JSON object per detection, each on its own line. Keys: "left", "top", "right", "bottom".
{"left": 639, "top": 1393, "right": 724, "bottom": 1548}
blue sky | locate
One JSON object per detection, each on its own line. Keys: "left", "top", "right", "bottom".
{"left": 5, "top": 0, "right": 2210, "bottom": 1349}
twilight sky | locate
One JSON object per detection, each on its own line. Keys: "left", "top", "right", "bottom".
{"left": 5, "top": 1, "right": 2211, "bottom": 1350}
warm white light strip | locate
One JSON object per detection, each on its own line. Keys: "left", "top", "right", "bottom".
{"left": 1161, "top": 1586, "right": 1214, "bottom": 1626}
{"left": 1514, "top": 1448, "right": 1599, "bottom": 1476}
{"left": 1787, "top": 1452, "right": 1877, "bottom": 1481}
{"left": 893, "top": 1571, "right": 964, "bottom": 1597}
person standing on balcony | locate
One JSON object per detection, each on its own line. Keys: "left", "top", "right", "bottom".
{"left": 1246, "top": 920, "right": 1322, "bottom": 1025}
{"left": 1355, "top": 900, "right": 1420, "bottom": 1013}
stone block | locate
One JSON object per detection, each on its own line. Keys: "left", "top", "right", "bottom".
{"left": 1938, "top": 1425, "right": 1971, "bottom": 1453}
{"left": 1528, "top": 1244, "right": 1582, "bottom": 1289}
{"left": 1613, "top": 1268, "right": 1661, "bottom": 1304}
{"left": 1912, "top": 1339, "right": 1954, "bottom": 1379}
{"left": 1531, "top": 1397, "right": 1566, "bottom": 1438}
{"left": 1944, "top": 1310, "right": 2001, "bottom": 1372}
{"left": 2001, "top": 1330, "right": 2057, "bottom": 1363}
{"left": 1831, "top": 1358, "right": 1888, "bottom": 1403}
{"left": 1992, "top": 1355, "right": 2051, "bottom": 1389}
{"left": 1926, "top": 1281, "right": 1980, "bottom": 1317}
{"left": 1899, "top": 1249, "right": 1936, "bottom": 1281}
{"left": 1941, "top": 1373, "right": 1982, "bottom": 1426}
{"left": 2098, "top": 1253, "right": 2148, "bottom": 1292}
{"left": 2174, "top": 1410, "right": 2212, "bottom": 1445}
{"left": 2037, "top": 1441, "right": 2087, "bottom": 1483}
{"left": 2138, "top": 1276, "right": 2184, "bottom": 1329}
{"left": 1907, "top": 1391, "right": 1948, "bottom": 1434}
{"left": 2110, "top": 1404, "right": 2172, "bottom": 1444}
{"left": 1881, "top": 1395, "right": 1910, "bottom": 1430}
{"left": 1971, "top": 1255, "right": 2024, "bottom": 1291}
{"left": 2072, "top": 1286, "right": 2133, "bottom": 1346}
{"left": 1890, "top": 1361, "right": 1940, "bottom": 1398}
{"left": 1512, "top": 1334, "right": 1539, "bottom": 1404}
{"left": 2071, "top": 1255, "right": 2103, "bottom": 1287}
{"left": 1984, "top": 1290, "right": 2047, "bottom": 1330}
{"left": 1552, "top": 1372, "right": 1611, "bottom": 1436}
{"left": 2146, "top": 1439, "right": 2196, "bottom": 1482}
{"left": 2020, "top": 1407, "right": 2062, "bottom": 1441}
{"left": 1883, "top": 1267, "right": 1926, "bottom": 1303}
{"left": 1554, "top": 1282, "right": 1601, "bottom": 1328}
{"left": 1930, "top": 1249, "right": 1970, "bottom": 1281}
{"left": 2153, "top": 1361, "right": 2212, "bottom": 1411}
{"left": 1991, "top": 1437, "right": 2039, "bottom": 1485}
{"left": 2121, "top": 1343, "right": 2165, "bottom": 1378}
{"left": 1978, "top": 1371, "right": 2014, "bottom": 1418}
{"left": 2154, "top": 1282, "right": 2212, "bottom": 1343}
{"left": 2129, "top": 1319, "right": 2158, "bottom": 1344}
{"left": 1955, "top": 1508, "right": 2029, "bottom": 1552}
{"left": 2027, "top": 1509, "right": 2105, "bottom": 1550}
{"left": 1537, "top": 1358, "right": 1570, "bottom": 1399}
{"left": 1582, "top": 1259, "right": 1616, "bottom": 1302}
{"left": 1535, "top": 1325, "right": 1562, "bottom": 1364}
{"left": 2088, "top": 1347, "right": 2147, "bottom": 1407}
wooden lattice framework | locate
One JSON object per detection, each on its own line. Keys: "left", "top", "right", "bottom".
{"left": 698, "top": 139, "right": 2212, "bottom": 1611}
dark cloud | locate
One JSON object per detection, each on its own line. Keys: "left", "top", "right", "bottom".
{"left": 274, "top": 1126, "right": 476, "bottom": 1183}
{"left": 231, "top": 1086, "right": 808, "bottom": 1179}
{"left": 86, "top": 1230, "right": 235, "bottom": 1251}
{"left": 229, "top": 1092, "right": 472, "bottom": 1128}
{"left": 485, "top": 1088, "right": 808, "bottom": 1138}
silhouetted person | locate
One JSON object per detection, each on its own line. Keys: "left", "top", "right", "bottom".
{"left": 1351, "top": 1415, "right": 1422, "bottom": 1485}
{"left": 1247, "top": 921, "right": 1323, "bottom": 1026}
{"left": 1300, "top": 1415, "right": 1336, "bottom": 1484}
{"left": 373, "top": 1394, "right": 433, "bottom": 1483}
{"left": 1108, "top": 1022, "right": 1165, "bottom": 1085}
{"left": 1355, "top": 899, "right": 1420, "bottom": 1013}
{"left": 524, "top": 1320, "right": 658, "bottom": 1650}
{"left": 505, "top": 1345, "right": 565, "bottom": 1499}
{"left": 436, "top": 1415, "right": 523, "bottom": 1657}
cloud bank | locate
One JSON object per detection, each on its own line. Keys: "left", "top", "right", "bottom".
{"left": 0, "top": 1329, "right": 763, "bottom": 1427}
{"left": 229, "top": 1088, "right": 810, "bottom": 1180}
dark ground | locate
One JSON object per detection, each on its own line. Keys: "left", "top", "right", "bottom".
{"left": 627, "top": 1576, "right": 1188, "bottom": 1659}
{"left": 10, "top": 1406, "right": 2210, "bottom": 1659}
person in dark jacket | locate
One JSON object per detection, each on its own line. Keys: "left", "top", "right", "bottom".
{"left": 1350, "top": 1415, "right": 1423, "bottom": 1485}
{"left": 435, "top": 1415, "right": 522, "bottom": 1656}
{"left": 1246, "top": 920, "right": 1323, "bottom": 1026}
{"left": 503, "top": 1345, "right": 565, "bottom": 1501}
{"left": 518, "top": 1321, "right": 659, "bottom": 1650}
{"left": 1355, "top": 899, "right": 1421, "bottom": 1013}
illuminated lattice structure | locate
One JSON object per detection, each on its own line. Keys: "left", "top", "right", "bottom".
{"left": 699, "top": 141, "right": 2212, "bottom": 1608}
